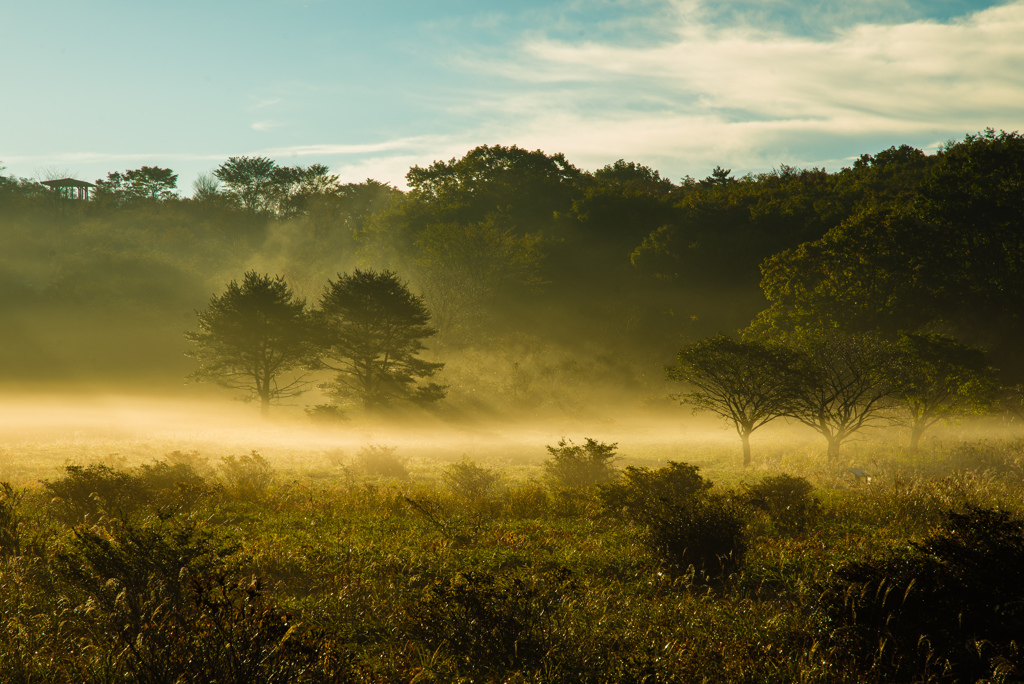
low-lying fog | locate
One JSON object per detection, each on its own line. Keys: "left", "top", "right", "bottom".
{"left": 1, "top": 391, "right": 1019, "bottom": 488}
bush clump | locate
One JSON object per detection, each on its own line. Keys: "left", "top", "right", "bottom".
{"left": 406, "top": 571, "right": 551, "bottom": 674}
{"left": 219, "top": 451, "right": 275, "bottom": 499}
{"left": 645, "top": 495, "right": 747, "bottom": 582}
{"left": 543, "top": 438, "right": 619, "bottom": 489}
{"left": 823, "top": 505, "right": 1024, "bottom": 683}
{"left": 741, "top": 474, "right": 821, "bottom": 534}
{"left": 305, "top": 403, "right": 348, "bottom": 423}
{"left": 598, "top": 461, "right": 711, "bottom": 522}
{"left": 444, "top": 457, "right": 501, "bottom": 502}
{"left": 43, "top": 458, "right": 210, "bottom": 525}
{"left": 355, "top": 444, "right": 409, "bottom": 480}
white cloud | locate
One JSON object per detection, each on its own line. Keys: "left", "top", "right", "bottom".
{"left": 251, "top": 120, "right": 283, "bottom": 131}
{"left": 260, "top": 136, "right": 448, "bottom": 158}
{"left": 440, "top": 0, "right": 1024, "bottom": 174}
{"left": 250, "top": 97, "right": 282, "bottom": 110}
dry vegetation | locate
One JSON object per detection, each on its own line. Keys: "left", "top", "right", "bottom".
{"left": 1, "top": 400, "right": 1023, "bottom": 682}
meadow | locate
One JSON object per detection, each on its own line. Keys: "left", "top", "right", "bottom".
{"left": 1, "top": 396, "right": 1023, "bottom": 683}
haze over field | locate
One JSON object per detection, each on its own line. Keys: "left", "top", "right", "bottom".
{"left": 3, "top": 0, "right": 1024, "bottom": 478}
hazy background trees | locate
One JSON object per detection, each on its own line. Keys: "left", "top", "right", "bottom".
{"left": 3, "top": 130, "right": 1024, "bottom": 432}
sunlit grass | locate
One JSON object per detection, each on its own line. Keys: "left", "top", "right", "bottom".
{"left": 2, "top": 395, "right": 1023, "bottom": 680}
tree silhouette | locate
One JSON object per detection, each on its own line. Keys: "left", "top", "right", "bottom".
{"left": 317, "top": 269, "right": 446, "bottom": 411}
{"left": 214, "top": 156, "right": 276, "bottom": 214}
{"left": 668, "top": 335, "right": 798, "bottom": 466}
{"left": 782, "top": 333, "right": 898, "bottom": 460}
{"left": 892, "top": 333, "right": 998, "bottom": 452}
{"left": 95, "top": 166, "right": 178, "bottom": 205}
{"left": 186, "top": 272, "right": 318, "bottom": 417}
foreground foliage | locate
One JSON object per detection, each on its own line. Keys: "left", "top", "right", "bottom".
{"left": 1, "top": 438, "right": 1023, "bottom": 682}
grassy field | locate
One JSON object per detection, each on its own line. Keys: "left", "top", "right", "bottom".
{"left": 1, "top": 397, "right": 1023, "bottom": 682}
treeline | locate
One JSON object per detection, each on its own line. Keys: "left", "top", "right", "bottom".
{"left": 670, "top": 332, "right": 999, "bottom": 464}
{"left": 2, "top": 130, "right": 1023, "bottom": 414}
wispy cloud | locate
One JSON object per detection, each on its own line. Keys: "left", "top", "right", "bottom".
{"left": 443, "top": 0, "right": 1024, "bottom": 174}
{"left": 260, "top": 136, "right": 449, "bottom": 158}
{"left": 251, "top": 120, "right": 284, "bottom": 132}
{"left": 250, "top": 98, "right": 282, "bottom": 110}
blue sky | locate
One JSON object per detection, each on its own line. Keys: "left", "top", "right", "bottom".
{"left": 2, "top": 0, "right": 1022, "bottom": 193}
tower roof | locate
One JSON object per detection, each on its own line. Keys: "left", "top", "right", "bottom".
{"left": 40, "top": 178, "right": 97, "bottom": 189}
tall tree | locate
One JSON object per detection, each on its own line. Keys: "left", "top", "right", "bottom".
{"left": 405, "top": 144, "right": 583, "bottom": 229}
{"left": 750, "top": 131, "right": 1024, "bottom": 377}
{"left": 782, "top": 333, "right": 898, "bottom": 460}
{"left": 214, "top": 156, "right": 277, "bottom": 214}
{"left": 892, "top": 333, "right": 998, "bottom": 452}
{"left": 95, "top": 166, "right": 179, "bottom": 206}
{"left": 186, "top": 272, "right": 319, "bottom": 417}
{"left": 749, "top": 206, "right": 925, "bottom": 338}
{"left": 317, "top": 269, "right": 446, "bottom": 411}
{"left": 267, "top": 163, "right": 341, "bottom": 218}
{"left": 668, "top": 335, "right": 798, "bottom": 466}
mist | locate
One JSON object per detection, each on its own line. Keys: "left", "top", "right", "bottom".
{"left": 4, "top": 140, "right": 1024, "bottom": 465}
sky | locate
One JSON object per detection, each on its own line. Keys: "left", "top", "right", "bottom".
{"left": 2, "top": 0, "right": 1022, "bottom": 193}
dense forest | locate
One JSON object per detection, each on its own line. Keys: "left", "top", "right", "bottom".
{"left": 2, "top": 129, "right": 1023, "bottom": 419}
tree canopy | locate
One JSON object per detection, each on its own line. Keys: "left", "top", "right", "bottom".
{"left": 668, "top": 335, "right": 800, "bottom": 466}
{"left": 317, "top": 269, "right": 446, "bottom": 411}
{"left": 186, "top": 272, "right": 319, "bottom": 417}
{"left": 95, "top": 166, "right": 179, "bottom": 205}
{"left": 751, "top": 130, "right": 1024, "bottom": 377}
{"left": 892, "top": 333, "right": 998, "bottom": 452}
{"left": 780, "top": 333, "right": 899, "bottom": 460}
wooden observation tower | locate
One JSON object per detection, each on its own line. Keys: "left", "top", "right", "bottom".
{"left": 40, "top": 178, "right": 97, "bottom": 200}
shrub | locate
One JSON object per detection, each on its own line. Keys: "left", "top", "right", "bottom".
{"left": 645, "top": 495, "right": 747, "bottom": 582}
{"left": 43, "top": 464, "right": 151, "bottom": 524}
{"left": 220, "top": 451, "right": 274, "bottom": 499}
{"left": 165, "top": 449, "right": 214, "bottom": 477}
{"left": 136, "top": 458, "right": 211, "bottom": 512}
{"left": 0, "top": 483, "right": 21, "bottom": 558}
{"left": 543, "top": 438, "right": 619, "bottom": 489}
{"left": 741, "top": 474, "right": 821, "bottom": 534}
{"left": 43, "top": 458, "right": 213, "bottom": 525}
{"left": 355, "top": 444, "right": 409, "bottom": 480}
{"left": 598, "top": 461, "right": 711, "bottom": 522}
{"left": 507, "top": 481, "right": 550, "bottom": 519}
{"left": 54, "top": 513, "right": 346, "bottom": 682}
{"left": 823, "top": 505, "right": 1024, "bottom": 683}
{"left": 444, "top": 457, "right": 501, "bottom": 501}
{"left": 406, "top": 571, "right": 549, "bottom": 673}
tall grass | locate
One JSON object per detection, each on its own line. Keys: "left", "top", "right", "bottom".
{"left": 0, "top": 435, "right": 1021, "bottom": 682}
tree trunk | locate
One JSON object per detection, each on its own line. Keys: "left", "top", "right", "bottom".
{"left": 826, "top": 436, "right": 840, "bottom": 461}
{"left": 909, "top": 422, "right": 925, "bottom": 454}
{"left": 741, "top": 432, "right": 752, "bottom": 467}
{"left": 260, "top": 392, "right": 270, "bottom": 419}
